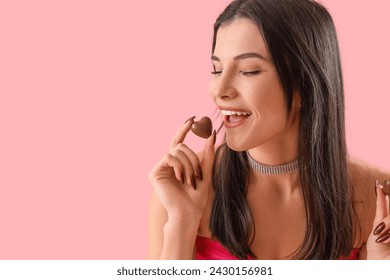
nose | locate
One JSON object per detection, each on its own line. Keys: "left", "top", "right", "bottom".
{"left": 210, "top": 75, "right": 238, "bottom": 101}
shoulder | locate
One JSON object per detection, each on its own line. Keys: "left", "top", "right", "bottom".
{"left": 348, "top": 156, "right": 390, "bottom": 195}
{"left": 347, "top": 156, "right": 390, "bottom": 246}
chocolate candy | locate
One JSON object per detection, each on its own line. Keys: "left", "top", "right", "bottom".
{"left": 191, "top": 116, "right": 212, "bottom": 138}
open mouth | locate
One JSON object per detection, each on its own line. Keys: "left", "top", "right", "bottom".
{"left": 221, "top": 110, "right": 252, "bottom": 124}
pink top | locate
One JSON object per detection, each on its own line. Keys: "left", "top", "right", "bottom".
{"left": 195, "top": 235, "right": 359, "bottom": 260}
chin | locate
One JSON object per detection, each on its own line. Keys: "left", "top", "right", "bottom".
{"left": 225, "top": 137, "right": 247, "bottom": 152}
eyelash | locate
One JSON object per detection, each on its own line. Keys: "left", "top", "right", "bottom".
{"left": 210, "top": 70, "right": 261, "bottom": 76}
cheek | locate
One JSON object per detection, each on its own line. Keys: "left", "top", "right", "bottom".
{"left": 250, "top": 88, "right": 289, "bottom": 127}
{"left": 246, "top": 82, "right": 284, "bottom": 112}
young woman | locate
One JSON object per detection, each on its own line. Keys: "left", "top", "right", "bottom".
{"left": 147, "top": 0, "right": 390, "bottom": 259}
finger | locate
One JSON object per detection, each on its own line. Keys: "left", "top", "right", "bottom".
{"left": 171, "top": 149, "right": 197, "bottom": 188}
{"left": 164, "top": 154, "right": 185, "bottom": 183}
{"left": 170, "top": 117, "right": 196, "bottom": 151}
{"left": 376, "top": 231, "right": 390, "bottom": 243}
{"left": 199, "top": 130, "right": 216, "bottom": 184}
{"left": 175, "top": 143, "right": 202, "bottom": 180}
{"left": 374, "top": 185, "right": 389, "bottom": 225}
{"left": 373, "top": 213, "right": 390, "bottom": 243}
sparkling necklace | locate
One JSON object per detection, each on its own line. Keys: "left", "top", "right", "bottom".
{"left": 246, "top": 151, "right": 298, "bottom": 175}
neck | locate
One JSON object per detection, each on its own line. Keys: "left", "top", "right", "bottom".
{"left": 247, "top": 142, "right": 298, "bottom": 166}
{"left": 248, "top": 167, "right": 301, "bottom": 197}
{"left": 246, "top": 144, "right": 300, "bottom": 194}
{"left": 247, "top": 121, "right": 299, "bottom": 166}
{"left": 246, "top": 151, "right": 298, "bottom": 175}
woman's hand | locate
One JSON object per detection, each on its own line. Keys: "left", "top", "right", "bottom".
{"left": 366, "top": 183, "right": 390, "bottom": 259}
{"left": 148, "top": 117, "right": 216, "bottom": 221}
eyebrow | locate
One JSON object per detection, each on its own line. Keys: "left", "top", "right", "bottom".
{"left": 211, "top": 52, "right": 268, "bottom": 62}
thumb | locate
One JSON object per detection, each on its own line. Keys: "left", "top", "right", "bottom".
{"left": 374, "top": 182, "right": 389, "bottom": 225}
{"left": 200, "top": 130, "right": 216, "bottom": 181}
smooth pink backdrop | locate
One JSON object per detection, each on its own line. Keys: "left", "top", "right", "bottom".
{"left": 0, "top": 0, "right": 389, "bottom": 259}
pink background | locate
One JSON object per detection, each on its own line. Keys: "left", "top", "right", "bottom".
{"left": 0, "top": 0, "right": 389, "bottom": 259}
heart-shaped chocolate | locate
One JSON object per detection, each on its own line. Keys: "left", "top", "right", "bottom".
{"left": 191, "top": 116, "right": 212, "bottom": 139}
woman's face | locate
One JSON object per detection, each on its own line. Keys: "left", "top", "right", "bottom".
{"left": 210, "top": 19, "right": 300, "bottom": 157}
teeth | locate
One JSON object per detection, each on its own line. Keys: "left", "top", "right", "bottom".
{"left": 221, "top": 110, "right": 251, "bottom": 116}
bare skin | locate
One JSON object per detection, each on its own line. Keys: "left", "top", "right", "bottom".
{"left": 148, "top": 124, "right": 390, "bottom": 259}
{"left": 197, "top": 157, "right": 390, "bottom": 259}
{"left": 147, "top": 121, "right": 215, "bottom": 259}
{"left": 147, "top": 19, "right": 390, "bottom": 260}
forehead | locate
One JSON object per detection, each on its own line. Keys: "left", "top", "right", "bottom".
{"left": 214, "top": 18, "right": 269, "bottom": 60}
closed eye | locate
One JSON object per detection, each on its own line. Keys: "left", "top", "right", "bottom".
{"left": 211, "top": 64, "right": 222, "bottom": 75}
{"left": 241, "top": 70, "right": 261, "bottom": 76}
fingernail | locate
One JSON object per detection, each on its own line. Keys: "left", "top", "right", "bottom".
{"left": 196, "top": 165, "right": 203, "bottom": 181}
{"left": 216, "top": 122, "right": 223, "bottom": 134}
{"left": 375, "top": 232, "right": 390, "bottom": 243}
{"left": 373, "top": 222, "right": 386, "bottom": 235}
{"left": 191, "top": 175, "right": 197, "bottom": 190}
{"left": 212, "top": 129, "right": 216, "bottom": 145}
{"left": 184, "top": 116, "right": 196, "bottom": 124}
{"left": 384, "top": 180, "right": 390, "bottom": 196}
{"left": 375, "top": 179, "right": 379, "bottom": 196}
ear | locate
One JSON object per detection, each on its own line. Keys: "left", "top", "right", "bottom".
{"left": 287, "top": 89, "right": 301, "bottom": 124}
{"left": 293, "top": 89, "right": 301, "bottom": 109}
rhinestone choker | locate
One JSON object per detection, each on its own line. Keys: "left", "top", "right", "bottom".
{"left": 246, "top": 151, "right": 298, "bottom": 175}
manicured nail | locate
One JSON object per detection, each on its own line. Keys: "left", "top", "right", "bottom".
{"left": 375, "top": 179, "right": 379, "bottom": 196}
{"left": 184, "top": 116, "right": 196, "bottom": 124}
{"left": 375, "top": 232, "right": 390, "bottom": 243}
{"left": 212, "top": 129, "right": 217, "bottom": 145}
{"left": 216, "top": 122, "right": 224, "bottom": 134}
{"left": 191, "top": 175, "right": 197, "bottom": 190}
{"left": 373, "top": 222, "right": 386, "bottom": 235}
{"left": 384, "top": 180, "right": 390, "bottom": 196}
{"left": 196, "top": 165, "right": 203, "bottom": 181}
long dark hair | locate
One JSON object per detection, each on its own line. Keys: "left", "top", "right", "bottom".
{"left": 210, "top": 0, "right": 354, "bottom": 259}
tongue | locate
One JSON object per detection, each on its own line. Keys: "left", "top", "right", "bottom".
{"left": 229, "top": 115, "right": 248, "bottom": 123}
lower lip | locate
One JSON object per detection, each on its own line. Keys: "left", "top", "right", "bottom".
{"left": 223, "top": 115, "right": 250, "bottom": 128}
